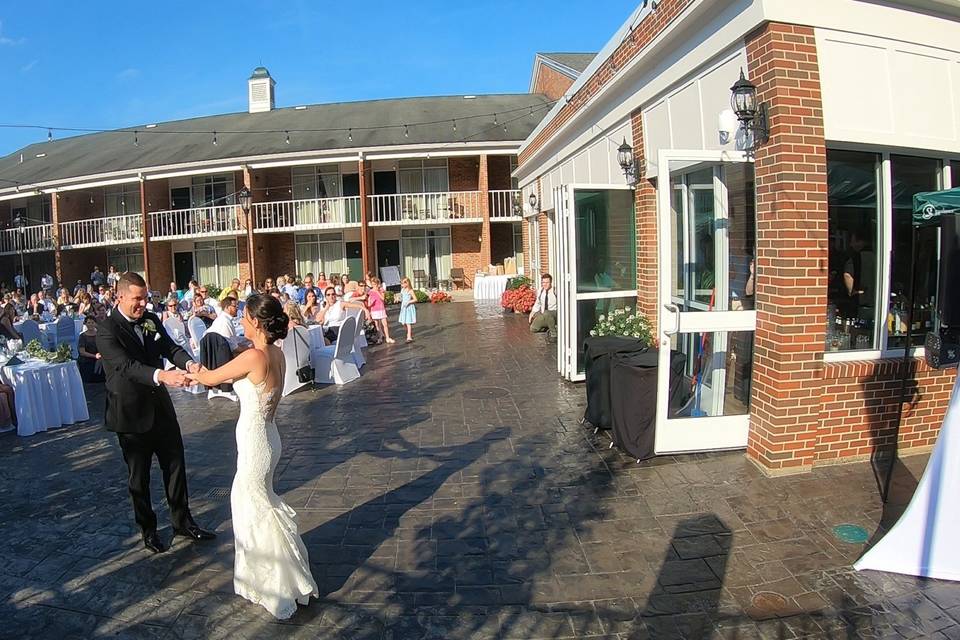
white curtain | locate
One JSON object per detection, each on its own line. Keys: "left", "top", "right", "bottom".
{"left": 433, "top": 236, "right": 452, "bottom": 282}
{"left": 319, "top": 241, "right": 345, "bottom": 277}
{"left": 195, "top": 248, "right": 218, "bottom": 286}
{"left": 295, "top": 242, "right": 315, "bottom": 280}
{"left": 424, "top": 167, "right": 448, "bottom": 193}
{"left": 399, "top": 169, "right": 423, "bottom": 194}
{"left": 402, "top": 238, "right": 429, "bottom": 281}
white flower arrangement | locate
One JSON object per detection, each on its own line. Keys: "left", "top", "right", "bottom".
{"left": 589, "top": 305, "right": 654, "bottom": 344}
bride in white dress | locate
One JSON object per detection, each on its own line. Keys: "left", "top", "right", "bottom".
{"left": 188, "top": 294, "right": 318, "bottom": 619}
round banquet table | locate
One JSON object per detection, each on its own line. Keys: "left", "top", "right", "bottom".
{"left": 1, "top": 359, "right": 89, "bottom": 437}
{"left": 473, "top": 275, "right": 511, "bottom": 301}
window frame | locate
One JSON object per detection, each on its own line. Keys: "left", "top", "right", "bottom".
{"left": 824, "top": 147, "right": 952, "bottom": 363}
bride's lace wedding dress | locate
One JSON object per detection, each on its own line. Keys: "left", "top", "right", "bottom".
{"left": 231, "top": 376, "right": 318, "bottom": 619}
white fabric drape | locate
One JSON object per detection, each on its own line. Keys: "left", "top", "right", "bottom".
{"left": 2, "top": 361, "right": 89, "bottom": 436}
{"left": 855, "top": 374, "right": 960, "bottom": 581}
{"left": 402, "top": 238, "right": 429, "bottom": 281}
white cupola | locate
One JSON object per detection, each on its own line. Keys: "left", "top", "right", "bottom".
{"left": 248, "top": 66, "right": 276, "bottom": 113}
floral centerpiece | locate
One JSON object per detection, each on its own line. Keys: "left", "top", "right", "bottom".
{"left": 25, "top": 339, "right": 73, "bottom": 363}
{"left": 500, "top": 285, "right": 536, "bottom": 314}
{"left": 590, "top": 306, "right": 655, "bottom": 345}
{"left": 429, "top": 291, "right": 452, "bottom": 304}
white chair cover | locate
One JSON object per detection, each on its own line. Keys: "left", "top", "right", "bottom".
{"left": 163, "top": 316, "right": 204, "bottom": 393}
{"left": 187, "top": 316, "right": 207, "bottom": 355}
{"left": 280, "top": 325, "right": 312, "bottom": 397}
{"left": 17, "top": 319, "right": 41, "bottom": 345}
{"left": 346, "top": 308, "right": 366, "bottom": 368}
{"left": 54, "top": 316, "right": 78, "bottom": 357}
{"left": 311, "top": 316, "right": 360, "bottom": 385}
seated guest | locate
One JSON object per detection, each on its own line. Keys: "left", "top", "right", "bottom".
{"left": 0, "top": 379, "right": 15, "bottom": 431}
{"left": 76, "top": 292, "right": 93, "bottom": 317}
{"left": 0, "top": 303, "right": 21, "bottom": 340}
{"left": 242, "top": 278, "right": 255, "bottom": 297}
{"left": 25, "top": 293, "right": 43, "bottom": 317}
{"left": 284, "top": 301, "right": 306, "bottom": 329}
{"left": 189, "top": 292, "right": 217, "bottom": 328}
{"left": 198, "top": 286, "right": 220, "bottom": 313}
{"left": 220, "top": 279, "right": 241, "bottom": 302}
{"left": 316, "top": 286, "right": 366, "bottom": 343}
{"left": 529, "top": 273, "right": 558, "bottom": 339}
{"left": 297, "top": 273, "right": 321, "bottom": 304}
{"left": 301, "top": 289, "right": 322, "bottom": 323}
{"left": 161, "top": 298, "right": 182, "bottom": 323}
{"left": 167, "top": 282, "right": 179, "bottom": 301}
{"left": 316, "top": 272, "right": 328, "bottom": 290}
{"left": 77, "top": 316, "right": 105, "bottom": 383}
{"left": 209, "top": 297, "right": 249, "bottom": 355}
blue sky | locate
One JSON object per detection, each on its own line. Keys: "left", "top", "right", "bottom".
{"left": 1, "top": 1, "right": 639, "bottom": 156}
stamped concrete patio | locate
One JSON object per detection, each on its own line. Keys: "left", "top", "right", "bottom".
{"left": 1, "top": 301, "right": 958, "bottom": 639}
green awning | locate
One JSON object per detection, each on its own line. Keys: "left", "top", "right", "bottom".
{"left": 913, "top": 188, "right": 960, "bottom": 227}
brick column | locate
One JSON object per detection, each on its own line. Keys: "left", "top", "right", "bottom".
{"left": 139, "top": 178, "right": 152, "bottom": 288}
{"left": 242, "top": 166, "right": 257, "bottom": 287}
{"left": 631, "top": 108, "right": 659, "bottom": 333}
{"left": 51, "top": 193, "right": 63, "bottom": 285}
{"left": 479, "top": 154, "right": 492, "bottom": 269}
{"left": 745, "top": 22, "right": 828, "bottom": 474}
{"left": 358, "top": 156, "right": 372, "bottom": 274}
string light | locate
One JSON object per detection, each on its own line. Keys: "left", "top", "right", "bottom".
{"left": 47, "top": 129, "right": 52, "bottom": 142}
{"left": 493, "top": 113, "right": 499, "bottom": 125}
{"left": 348, "top": 128, "right": 353, "bottom": 142}
{"left": 452, "top": 119, "right": 457, "bottom": 132}
{"left": 134, "top": 131, "right": 139, "bottom": 146}
{"left": 284, "top": 130, "right": 290, "bottom": 144}
{"left": 212, "top": 131, "right": 218, "bottom": 145}
{"left": 503, "top": 123, "right": 507, "bottom": 133}
{"left": 89, "top": 195, "right": 94, "bottom": 205}
{"left": 403, "top": 124, "right": 409, "bottom": 138}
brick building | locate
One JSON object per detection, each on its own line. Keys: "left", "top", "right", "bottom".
{"left": 0, "top": 68, "right": 546, "bottom": 294}
{"left": 514, "top": 0, "right": 960, "bottom": 474}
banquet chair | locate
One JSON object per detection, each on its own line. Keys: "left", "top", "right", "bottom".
{"left": 450, "top": 268, "right": 468, "bottom": 290}
{"left": 54, "top": 316, "right": 78, "bottom": 357}
{"left": 187, "top": 316, "right": 207, "bottom": 356}
{"left": 311, "top": 316, "right": 360, "bottom": 385}
{"left": 163, "top": 316, "right": 204, "bottom": 394}
{"left": 17, "top": 319, "right": 41, "bottom": 345}
{"left": 413, "top": 269, "right": 429, "bottom": 290}
{"left": 280, "top": 325, "right": 312, "bottom": 397}
{"left": 345, "top": 308, "right": 366, "bottom": 368}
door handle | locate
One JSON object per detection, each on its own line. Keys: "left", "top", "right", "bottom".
{"left": 663, "top": 303, "right": 681, "bottom": 336}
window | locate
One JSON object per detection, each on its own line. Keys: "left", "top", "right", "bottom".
{"left": 825, "top": 151, "right": 944, "bottom": 355}
{"left": 194, "top": 239, "right": 238, "bottom": 287}
{"left": 191, "top": 174, "right": 235, "bottom": 207}
{"left": 107, "top": 247, "right": 144, "bottom": 275}
{"left": 295, "top": 233, "right": 345, "bottom": 278}
{"left": 888, "top": 155, "right": 941, "bottom": 349}
{"left": 292, "top": 165, "right": 341, "bottom": 200}
{"left": 398, "top": 159, "right": 448, "bottom": 194}
{"left": 401, "top": 227, "right": 451, "bottom": 286}
{"left": 104, "top": 184, "right": 141, "bottom": 217}
{"left": 510, "top": 155, "right": 519, "bottom": 189}
{"left": 826, "top": 150, "right": 881, "bottom": 351}
{"left": 13, "top": 197, "right": 51, "bottom": 224}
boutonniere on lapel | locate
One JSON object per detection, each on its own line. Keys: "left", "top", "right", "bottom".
{"left": 141, "top": 319, "right": 161, "bottom": 341}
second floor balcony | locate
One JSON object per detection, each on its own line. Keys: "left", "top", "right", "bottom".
{"left": 149, "top": 205, "right": 243, "bottom": 241}
{"left": 369, "top": 191, "right": 484, "bottom": 225}
{"left": 489, "top": 190, "right": 523, "bottom": 221}
{"left": 254, "top": 196, "right": 361, "bottom": 233}
{"left": 0, "top": 223, "right": 55, "bottom": 256}
{"left": 60, "top": 214, "right": 143, "bottom": 249}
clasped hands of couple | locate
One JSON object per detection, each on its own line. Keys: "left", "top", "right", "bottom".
{"left": 157, "top": 362, "right": 211, "bottom": 388}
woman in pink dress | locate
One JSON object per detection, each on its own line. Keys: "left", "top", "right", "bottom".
{"left": 366, "top": 277, "right": 395, "bottom": 344}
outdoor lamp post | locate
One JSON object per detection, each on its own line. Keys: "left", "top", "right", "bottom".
{"left": 13, "top": 213, "right": 27, "bottom": 296}
{"left": 237, "top": 185, "right": 256, "bottom": 285}
{"left": 617, "top": 138, "right": 639, "bottom": 186}
{"left": 730, "top": 69, "right": 769, "bottom": 151}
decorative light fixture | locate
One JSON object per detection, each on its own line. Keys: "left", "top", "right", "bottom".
{"left": 13, "top": 214, "right": 27, "bottom": 295}
{"left": 528, "top": 192, "right": 539, "bottom": 212}
{"left": 617, "top": 138, "right": 639, "bottom": 186}
{"left": 237, "top": 186, "right": 252, "bottom": 213}
{"left": 730, "top": 69, "right": 768, "bottom": 151}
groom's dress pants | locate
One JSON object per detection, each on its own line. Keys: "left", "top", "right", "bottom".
{"left": 117, "top": 418, "right": 191, "bottom": 534}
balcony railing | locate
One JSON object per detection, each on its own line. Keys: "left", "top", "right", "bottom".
{"left": 254, "top": 196, "right": 361, "bottom": 233}
{"left": 149, "top": 205, "right": 243, "bottom": 240}
{"left": 0, "top": 224, "right": 55, "bottom": 255}
{"left": 60, "top": 214, "right": 143, "bottom": 249}
{"left": 490, "top": 189, "right": 523, "bottom": 220}
{"left": 369, "top": 191, "right": 484, "bottom": 225}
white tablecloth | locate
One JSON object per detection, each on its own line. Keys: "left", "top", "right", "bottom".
{"left": 473, "top": 275, "right": 511, "bottom": 301}
{"left": 1, "top": 360, "right": 89, "bottom": 437}
{"left": 855, "top": 373, "right": 960, "bottom": 581}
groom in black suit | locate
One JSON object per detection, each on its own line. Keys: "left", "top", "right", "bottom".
{"left": 97, "top": 272, "right": 215, "bottom": 553}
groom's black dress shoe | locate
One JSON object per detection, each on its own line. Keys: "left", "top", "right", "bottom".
{"left": 143, "top": 532, "right": 168, "bottom": 554}
{"left": 173, "top": 524, "right": 217, "bottom": 541}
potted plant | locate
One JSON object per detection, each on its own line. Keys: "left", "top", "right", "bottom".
{"left": 429, "top": 291, "right": 452, "bottom": 303}
{"left": 590, "top": 306, "right": 655, "bottom": 345}
{"left": 500, "top": 284, "right": 536, "bottom": 314}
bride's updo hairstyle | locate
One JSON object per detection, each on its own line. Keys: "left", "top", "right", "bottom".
{"left": 245, "top": 294, "right": 289, "bottom": 344}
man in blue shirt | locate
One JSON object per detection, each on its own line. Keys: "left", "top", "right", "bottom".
{"left": 296, "top": 273, "right": 321, "bottom": 305}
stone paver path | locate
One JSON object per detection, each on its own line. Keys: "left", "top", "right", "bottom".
{"left": 1, "top": 301, "right": 959, "bottom": 639}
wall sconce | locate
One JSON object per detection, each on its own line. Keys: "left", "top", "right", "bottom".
{"left": 617, "top": 138, "right": 639, "bottom": 186}
{"left": 730, "top": 69, "right": 769, "bottom": 151}
{"left": 237, "top": 186, "right": 252, "bottom": 213}
{"left": 528, "top": 192, "right": 539, "bottom": 213}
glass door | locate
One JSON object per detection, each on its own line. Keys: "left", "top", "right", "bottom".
{"left": 656, "top": 150, "right": 756, "bottom": 453}
{"left": 554, "top": 184, "right": 637, "bottom": 382}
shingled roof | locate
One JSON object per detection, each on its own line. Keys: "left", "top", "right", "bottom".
{"left": 0, "top": 93, "right": 552, "bottom": 190}
{"left": 538, "top": 53, "right": 597, "bottom": 75}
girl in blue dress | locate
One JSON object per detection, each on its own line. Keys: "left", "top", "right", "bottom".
{"left": 398, "top": 277, "right": 417, "bottom": 343}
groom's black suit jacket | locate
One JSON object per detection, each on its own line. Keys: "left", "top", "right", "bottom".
{"left": 96, "top": 310, "right": 192, "bottom": 434}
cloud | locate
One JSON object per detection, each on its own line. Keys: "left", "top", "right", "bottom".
{"left": 20, "top": 59, "right": 37, "bottom": 73}
{"left": 116, "top": 68, "right": 141, "bottom": 81}
{"left": 0, "top": 20, "right": 25, "bottom": 46}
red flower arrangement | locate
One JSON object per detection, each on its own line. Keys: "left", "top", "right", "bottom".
{"left": 500, "top": 284, "right": 536, "bottom": 313}
{"left": 429, "top": 290, "right": 452, "bottom": 304}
